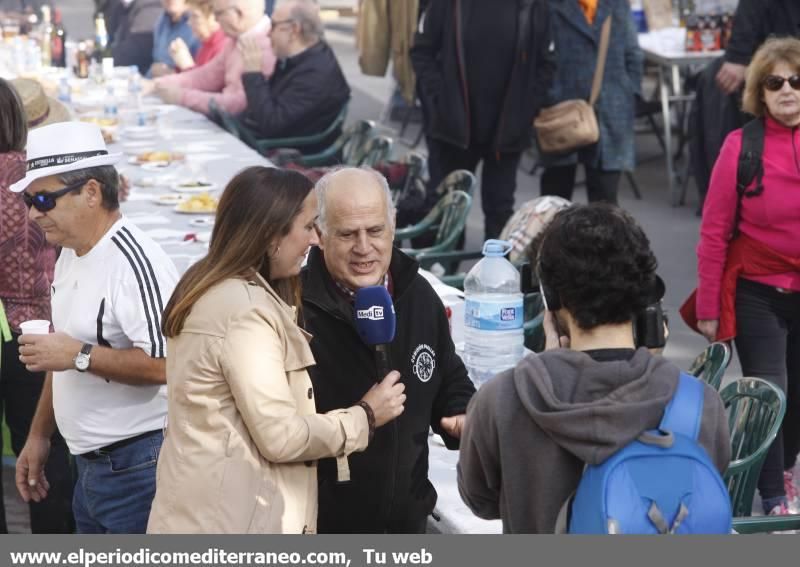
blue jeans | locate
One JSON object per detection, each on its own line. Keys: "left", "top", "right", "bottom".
{"left": 73, "top": 431, "right": 163, "bottom": 533}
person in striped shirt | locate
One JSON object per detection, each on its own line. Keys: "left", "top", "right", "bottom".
{"left": 11, "top": 122, "right": 178, "bottom": 534}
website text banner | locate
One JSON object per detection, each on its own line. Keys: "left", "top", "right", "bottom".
{"left": 0, "top": 535, "right": 776, "bottom": 567}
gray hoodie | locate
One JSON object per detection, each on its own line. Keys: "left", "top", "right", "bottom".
{"left": 457, "top": 348, "right": 731, "bottom": 534}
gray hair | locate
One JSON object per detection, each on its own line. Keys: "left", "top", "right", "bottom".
{"left": 58, "top": 165, "right": 120, "bottom": 211}
{"left": 315, "top": 166, "right": 396, "bottom": 236}
{"left": 282, "top": 0, "right": 324, "bottom": 43}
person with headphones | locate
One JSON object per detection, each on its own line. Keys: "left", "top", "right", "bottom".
{"left": 456, "top": 203, "right": 731, "bottom": 533}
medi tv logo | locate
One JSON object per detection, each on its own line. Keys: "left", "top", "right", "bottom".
{"left": 357, "top": 305, "right": 385, "bottom": 321}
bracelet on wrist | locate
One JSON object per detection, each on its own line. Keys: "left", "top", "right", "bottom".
{"left": 356, "top": 401, "right": 375, "bottom": 442}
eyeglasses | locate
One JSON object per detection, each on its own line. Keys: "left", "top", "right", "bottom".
{"left": 763, "top": 75, "right": 800, "bottom": 92}
{"left": 270, "top": 18, "right": 295, "bottom": 29}
{"left": 21, "top": 180, "right": 86, "bottom": 212}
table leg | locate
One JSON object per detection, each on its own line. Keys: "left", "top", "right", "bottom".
{"left": 658, "top": 64, "right": 678, "bottom": 206}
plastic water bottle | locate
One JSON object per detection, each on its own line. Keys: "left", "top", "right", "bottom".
{"left": 103, "top": 85, "right": 117, "bottom": 119}
{"left": 57, "top": 77, "right": 71, "bottom": 103}
{"left": 463, "top": 240, "right": 524, "bottom": 387}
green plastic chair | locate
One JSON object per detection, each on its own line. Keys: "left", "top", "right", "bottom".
{"left": 395, "top": 190, "right": 472, "bottom": 258}
{"left": 688, "top": 342, "right": 731, "bottom": 391}
{"left": 732, "top": 515, "right": 800, "bottom": 534}
{"left": 721, "top": 377, "right": 787, "bottom": 517}
{"left": 270, "top": 119, "right": 376, "bottom": 167}
{"left": 208, "top": 99, "right": 350, "bottom": 159}
{"left": 356, "top": 135, "right": 393, "bottom": 167}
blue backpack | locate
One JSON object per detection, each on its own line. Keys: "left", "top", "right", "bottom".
{"left": 558, "top": 373, "right": 732, "bottom": 534}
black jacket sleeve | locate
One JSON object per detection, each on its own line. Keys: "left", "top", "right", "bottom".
{"left": 429, "top": 293, "right": 476, "bottom": 450}
{"left": 241, "top": 67, "right": 327, "bottom": 139}
{"left": 532, "top": 0, "right": 556, "bottom": 109}
{"left": 409, "top": 0, "right": 446, "bottom": 112}
{"left": 723, "top": 0, "right": 764, "bottom": 65}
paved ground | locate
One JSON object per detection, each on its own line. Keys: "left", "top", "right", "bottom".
{"left": 3, "top": 4, "right": 767, "bottom": 532}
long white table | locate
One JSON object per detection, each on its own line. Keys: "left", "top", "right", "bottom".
{"left": 638, "top": 32, "right": 722, "bottom": 206}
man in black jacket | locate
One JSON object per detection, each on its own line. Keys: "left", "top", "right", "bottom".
{"left": 239, "top": 0, "right": 349, "bottom": 153}
{"left": 302, "top": 167, "right": 476, "bottom": 533}
{"left": 410, "top": 0, "right": 555, "bottom": 240}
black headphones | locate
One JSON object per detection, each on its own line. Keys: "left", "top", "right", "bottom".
{"left": 536, "top": 262, "right": 561, "bottom": 312}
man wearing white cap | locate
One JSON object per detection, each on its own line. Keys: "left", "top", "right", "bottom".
{"left": 13, "top": 121, "right": 178, "bottom": 534}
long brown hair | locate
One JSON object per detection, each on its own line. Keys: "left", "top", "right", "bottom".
{"left": 163, "top": 166, "right": 313, "bottom": 337}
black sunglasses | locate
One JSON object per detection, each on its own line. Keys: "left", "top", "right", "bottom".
{"left": 21, "top": 180, "right": 86, "bottom": 212}
{"left": 763, "top": 74, "right": 800, "bottom": 92}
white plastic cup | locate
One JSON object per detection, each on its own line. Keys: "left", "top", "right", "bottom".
{"left": 19, "top": 319, "right": 51, "bottom": 335}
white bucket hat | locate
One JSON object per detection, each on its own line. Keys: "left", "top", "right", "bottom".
{"left": 10, "top": 121, "right": 122, "bottom": 193}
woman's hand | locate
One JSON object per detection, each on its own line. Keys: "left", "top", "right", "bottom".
{"left": 361, "top": 371, "right": 406, "bottom": 427}
{"left": 238, "top": 37, "right": 263, "bottom": 73}
{"left": 169, "top": 38, "right": 195, "bottom": 71}
{"left": 697, "top": 319, "right": 719, "bottom": 343}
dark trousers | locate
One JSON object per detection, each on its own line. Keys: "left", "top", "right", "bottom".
{"left": 426, "top": 138, "right": 521, "bottom": 240}
{"left": 0, "top": 332, "right": 75, "bottom": 533}
{"left": 734, "top": 279, "right": 800, "bottom": 509}
{"left": 540, "top": 164, "right": 621, "bottom": 205}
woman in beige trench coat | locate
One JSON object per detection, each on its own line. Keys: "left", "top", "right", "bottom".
{"left": 147, "top": 167, "right": 406, "bottom": 533}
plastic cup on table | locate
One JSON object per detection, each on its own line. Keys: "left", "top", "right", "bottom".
{"left": 19, "top": 320, "right": 51, "bottom": 335}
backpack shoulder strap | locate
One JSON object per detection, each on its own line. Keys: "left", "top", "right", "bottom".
{"left": 659, "top": 372, "right": 704, "bottom": 441}
{"left": 736, "top": 118, "right": 765, "bottom": 198}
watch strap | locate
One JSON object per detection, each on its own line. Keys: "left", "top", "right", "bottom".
{"left": 80, "top": 343, "right": 93, "bottom": 356}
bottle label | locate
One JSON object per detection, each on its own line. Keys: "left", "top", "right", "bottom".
{"left": 465, "top": 298, "right": 524, "bottom": 331}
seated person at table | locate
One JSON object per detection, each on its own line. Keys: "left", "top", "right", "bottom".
{"left": 149, "top": 0, "right": 201, "bottom": 77}
{"left": 301, "top": 167, "right": 475, "bottom": 533}
{"left": 168, "top": 0, "right": 228, "bottom": 72}
{"left": 240, "top": 0, "right": 349, "bottom": 153}
{"left": 458, "top": 204, "right": 731, "bottom": 533}
{"left": 106, "top": 0, "right": 164, "bottom": 75}
{"left": 147, "top": 0, "right": 275, "bottom": 115}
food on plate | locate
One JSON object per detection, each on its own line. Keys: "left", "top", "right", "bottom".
{"left": 136, "top": 151, "right": 184, "bottom": 164}
{"left": 178, "top": 180, "right": 213, "bottom": 188}
{"left": 101, "top": 129, "right": 116, "bottom": 144}
{"left": 80, "top": 116, "right": 119, "bottom": 127}
{"left": 155, "top": 194, "right": 187, "bottom": 205}
{"left": 175, "top": 193, "right": 218, "bottom": 213}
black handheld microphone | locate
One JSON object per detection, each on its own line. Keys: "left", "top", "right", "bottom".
{"left": 354, "top": 286, "right": 397, "bottom": 381}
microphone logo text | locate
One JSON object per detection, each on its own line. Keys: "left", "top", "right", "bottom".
{"left": 357, "top": 306, "right": 385, "bottom": 321}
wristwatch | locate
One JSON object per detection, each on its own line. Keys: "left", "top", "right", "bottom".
{"left": 74, "top": 343, "right": 93, "bottom": 372}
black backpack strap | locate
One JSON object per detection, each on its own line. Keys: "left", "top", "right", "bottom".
{"left": 734, "top": 118, "right": 765, "bottom": 234}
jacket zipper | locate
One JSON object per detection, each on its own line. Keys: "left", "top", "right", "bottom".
{"left": 793, "top": 126, "right": 800, "bottom": 174}
{"left": 454, "top": 0, "right": 471, "bottom": 149}
{"left": 305, "top": 295, "right": 400, "bottom": 532}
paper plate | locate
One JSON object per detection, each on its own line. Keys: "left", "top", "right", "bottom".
{"left": 170, "top": 181, "right": 218, "bottom": 193}
{"left": 153, "top": 194, "right": 187, "bottom": 206}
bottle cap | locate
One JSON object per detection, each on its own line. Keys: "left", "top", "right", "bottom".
{"left": 482, "top": 239, "right": 513, "bottom": 257}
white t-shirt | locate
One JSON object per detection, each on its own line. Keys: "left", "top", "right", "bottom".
{"left": 51, "top": 217, "right": 178, "bottom": 454}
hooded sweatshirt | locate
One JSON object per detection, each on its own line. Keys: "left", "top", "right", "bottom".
{"left": 457, "top": 348, "right": 731, "bottom": 534}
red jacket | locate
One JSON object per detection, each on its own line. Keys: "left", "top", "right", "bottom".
{"left": 192, "top": 28, "right": 226, "bottom": 69}
{"left": 681, "top": 234, "right": 800, "bottom": 342}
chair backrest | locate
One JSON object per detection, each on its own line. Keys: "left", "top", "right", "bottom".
{"left": 720, "top": 377, "right": 786, "bottom": 517}
{"left": 430, "top": 189, "right": 472, "bottom": 250}
{"left": 436, "top": 169, "right": 477, "bottom": 198}
{"left": 356, "top": 135, "right": 393, "bottom": 167}
{"left": 340, "top": 120, "right": 376, "bottom": 164}
{"left": 688, "top": 342, "right": 731, "bottom": 391}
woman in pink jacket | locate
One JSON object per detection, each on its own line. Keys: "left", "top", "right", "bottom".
{"left": 694, "top": 37, "right": 800, "bottom": 517}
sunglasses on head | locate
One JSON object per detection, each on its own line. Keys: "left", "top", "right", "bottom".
{"left": 21, "top": 180, "right": 87, "bottom": 212}
{"left": 763, "top": 74, "right": 800, "bottom": 92}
